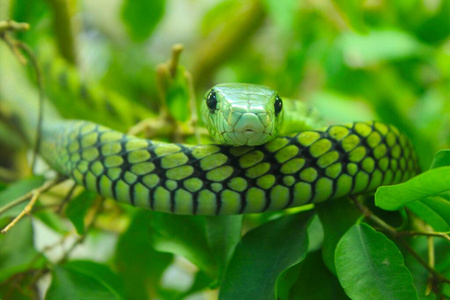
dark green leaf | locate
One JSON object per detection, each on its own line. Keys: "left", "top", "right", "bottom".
{"left": 115, "top": 210, "right": 172, "bottom": 300}
{"left": 64, "top": 261, "right": 125, "bottom": 299}
{"left": 332, "top": 0, "right": 367, "bottom": 33}
{"left": 165, "top": 65, "right": 190, "bottom": 122}
{"left": 148, "top": 212, "right": 217, "bottom": 277}
{"left": 277, "top": 251, "right": 348, "bottom": 300}
{"left": 219, "top": 211, "right": 313, "bottom": 300}
{"left": 65, "top": 190, "right": 97, "bottom": 234}
{"left": 0, "top": 218, "right": 46, "bottom": 282}
{"left": 121, "top": 0, "right": 165, "bottom": 42}
{"left": 407, "top": 196, "right": 450, "bottom": 231}
{"left": 430, "top": 149, "right": 450, "bottom": 169}
{"left": 46, "top": 265, "right": 122, "bottom": 300}
{"left": 205, "top": 215, "right": 242, "bottom": 283}
{"left": 316, "top": 197, "right": 361, "bottom": 274}
{"left": 335, "top": 224, "right": 417, "bottom": 300}
{"left": 34, "top": 208, "right": 68, "bottom": 233}
{"left": 375, "top": 166, "right": 450, "bottom": 210}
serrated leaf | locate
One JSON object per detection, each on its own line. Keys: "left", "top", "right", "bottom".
{"left": 277, "top": 251, "right": 348, "bottom": 300}
{"left": 430, "top": 149, "right": 450, "bottom": 169}
{"left": 121, "top": 0, "right": 165, "bottom": 42}
{"left": 219, "top": 211, "right": 313, "bottom": 300}
{"left": 115, "top": 210, "right": 172, "bottom": 300}
{"left": 65, "top": 190, "right": 97, "bottom": 234}
{"left": 375, "top": 166, "right": 450, "bottom": 210}
{"left": 335, "top": 224, "right": 417, "bottom": 300}
{"left": 46, "top": 265, "right": 122, "bottom": 300}
{"left": 332, "top": 0, "right": 367, "bottom": 33}
{"left": 316, "top": 197, "right": 361, "bottom": 274}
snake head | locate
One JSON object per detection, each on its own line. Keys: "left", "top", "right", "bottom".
{"left": 201, "top": 83, "right": 284, "bottom": 146}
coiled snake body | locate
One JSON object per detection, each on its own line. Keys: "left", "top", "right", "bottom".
{"left": 0, "top": 46, "right": 419, "bottom": 215}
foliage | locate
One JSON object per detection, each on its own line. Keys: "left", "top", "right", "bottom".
{"left": 0, "top": 0, "right": 449, "bottom": 299}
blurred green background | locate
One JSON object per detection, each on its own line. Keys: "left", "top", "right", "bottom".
{"left": 4, "top": 0, "right": 450, "bottom": 169}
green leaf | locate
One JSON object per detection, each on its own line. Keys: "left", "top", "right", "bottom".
{"left": 407, "top": 196, "right": 450, "bottom": 231}
{"left": 64, "top": 261, "right": 125, "bottom": 299}
{"left": 277, "top": 251, "right": 348, "bottom": 300}
{"left": 0, "top": 176, "right": 45, "bottom": 219}
{"left": 219, "top": 211, "right": 313, "bottom": 300}
{"left": 46, "top": 265, "right": 122, "bottom": 300}
{"left": 332, "top": 0, "right": 367, "bottom": 33}
{"left": 430, "top": 149, "right": 450, "bottom": 169}
{"left": 165, "top": 65, "right": 190, "bottom": 122}
{"left": 121, "top": 0, "right": 165, "bottom": 42}
{"left": 65, "top": 190, "right": 97, "bottom": 234}
{"left": 0, "top": 218, "right": 46, "bottom": 282}
{"left": 34, "top": 208, "right": 68, "bottom": 233}
{"left": 339, "top": 30, "right": 425, "bottom": 66}
{"left": 375, "top": 166, "right": 450, "bottom": 210}
{"left": 316, "top": 197, "right": 361, "bottom": 274}
{"left": 115, "top": 210, "right": 172, "bottom": 300}
{"left": 148, "top": 212, "right": 217, "bottom": 277}
{"left": 205, "top": 215, "right": 242, "bottom": 283}
{"left": 335, "top": 224, "right": 417, "bottom": 300}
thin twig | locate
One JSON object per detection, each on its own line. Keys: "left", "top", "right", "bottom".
{"left": 1, "top": 191, "right": 40, "bottom": 234}
{"left": 0, "top": 23, "right": 45, "bottom": 174}
{"left": 350, "top": 197, "right": 450, "bottom": 286}
{"left": 0, "top": 177, "right": 64, "bottom": 216}
{"left": 0, "top": 20, "right": 30, "bottom": 32}
{"left": 59, "top": 196, "right": 104, "bottom": 263}
{"left": 398, "top": 231, "right": 450, "bottom": 242}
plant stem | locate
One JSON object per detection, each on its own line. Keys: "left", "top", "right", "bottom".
{"left": 0, "top": 177, "right": 64, "bottom": 217}
{"left": 350, "top": 197, "right": 450, "bottom": 286}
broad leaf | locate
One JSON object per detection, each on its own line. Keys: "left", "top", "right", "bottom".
{"left": 65, "top": 190, "right": 97, "bottom": 234}
{"left": 121, "top": 0, "right": 165, "bottom": 42}
{"left": 0, "top": 218, "right": 46, "bottom": 282}
{"left": 335, "top": 224, "right": 417, "bottom": 300}
{"left": 316, "top": 197, "right": 361, "bottom": 274}
{"left": 148, "top": 213, "right": 217, "bottom": 277}
{"left": 375, "top": 166, "right": 450, "bottom": 210}
{"left": 115, "top": 210, "right": 172, "bottom": 299}
{"left": 430, "top": 149, "right": 450, "bottom": 169}
{"left": 205, "top": 215, "right": 243, "bottom": 283}
{"left": 277, "top": 251, "right": 348, "bottom": 300}
{"left": 219, "top": 211, "right": 313, "bottom": 300}
{"left": 407, "top": 196, "right": 450, "bottom": 231}
{"left": 46, "top": 265, "right": 122, "bottom": 300}
{"left": 339, "top": 30, "right": 425, "bottom": 66}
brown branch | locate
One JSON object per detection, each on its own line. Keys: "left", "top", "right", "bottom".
{"left": 351, "top": 197, "right": 450, "bottom": 287}
{"left": 0, "top": 177, "right": 64, "bottom": 217}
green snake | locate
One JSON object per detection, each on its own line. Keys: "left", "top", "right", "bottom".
{"left": 0, "top": 44, "right": 419, "bottom": 215}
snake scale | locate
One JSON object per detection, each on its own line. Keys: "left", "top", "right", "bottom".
{"left": 0, "top": 44, "right": 419, "bottom": 215}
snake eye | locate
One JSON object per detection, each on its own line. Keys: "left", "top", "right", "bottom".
{"left": 206, "top": 90, "right": 218, "bottom": 111}
{"left": 274, "top": 95, "right": 283, "bottom": 116}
